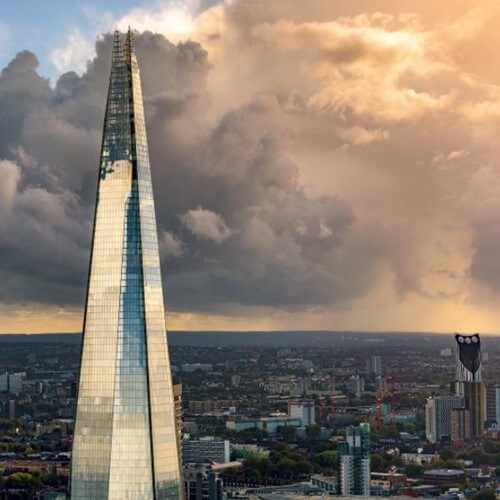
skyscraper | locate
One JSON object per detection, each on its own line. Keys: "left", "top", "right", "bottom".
{"left": 71, "top": 31, "right": 183, "bottom": 499}
{"left": 454, "top": 334, "right": 485, "bottom": 439}
{"left": 455, "top": 334, "right": 481, "bottom": 382}
{"left": 338, "top": 423, "right": 371, "bottom": 496}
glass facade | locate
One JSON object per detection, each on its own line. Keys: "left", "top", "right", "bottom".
{"left": 71, "top": 31, "right": 183, "bottom": 499}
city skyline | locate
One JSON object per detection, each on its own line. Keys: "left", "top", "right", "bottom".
{"left": 5, "top": 0, "right": 500, "bottom": 334}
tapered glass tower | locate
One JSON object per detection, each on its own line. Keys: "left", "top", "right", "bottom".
{"left": 71, "top": 31, "right": 183, "bottom": 499}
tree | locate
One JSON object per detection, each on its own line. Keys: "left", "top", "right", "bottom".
{"left": 306, "top": 424, "right": 321, "bottom": 440}
{"left": 316, "top": 450, "right": 338, "bottom": 469}
{"left": 471, "top": 489, "right": 496, "bottom": 500}
{"left": 370, "top": 453, "right": 387, "bottom": 472}
{"left": 440, "top": 448, "right": 455, "bottom": 461}
{"left": 405, "top": 463, "right": 424, "bottom": 478}
{"left": 278, "top": 426, "right": 297, "bottom": 442}
{"left": 277, "top": 457, "right": 296, "bottom": 477}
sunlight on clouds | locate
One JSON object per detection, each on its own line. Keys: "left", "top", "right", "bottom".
{"left": 117, "top": 1, "right": 198, "bottom": 42}
{"left": 50, "top": 28, "right": 94, "bottom": 74}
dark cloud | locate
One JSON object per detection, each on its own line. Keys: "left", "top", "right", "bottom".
{"left": 0, "top": 30, "right": 374, "bottom": 314}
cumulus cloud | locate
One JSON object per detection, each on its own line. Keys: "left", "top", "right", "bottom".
{"left": 4, "top": 0, "right": 500, "bottom": 331}
{"left": 160, "top": 230, "right": 185, "bottom": 258}
{"left": 180, "top": 207, "right": 232, "bottom": 243}
{"left": 51, "top": 28, "right": 94, "bottom": 74}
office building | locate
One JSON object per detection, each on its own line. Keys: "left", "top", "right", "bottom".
{"left": 370, "top": 356, "right": 382, "bottom": 375}
{"left": 183, "top": 464, "right": 223, "bottom": 500}
{"left": 425, "top": 396, "right": 463, "bottom": 443}
{"left": 288, "top": 400, "right": 315, "bottom": 426}
{"left": 182, "top": 438, "right": 230, "bottom": 464}
{"left": 0, "top": 372, "right": 25, "bottom": 395}
{"left": 338, "top": 423, "right": 371, "bottom": 496}
{"left": 71, "top": 31, "right": 183, "bottom": 499}
{"left": 8, "top": 372, "right": 25, "bottom": 396}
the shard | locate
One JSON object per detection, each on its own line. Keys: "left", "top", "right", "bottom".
{"left": 71, "top": 30, "right": 183, "bottom": 499}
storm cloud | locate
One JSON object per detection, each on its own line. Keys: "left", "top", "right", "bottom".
{"left": 3, "top": 0, "right": 500, "bottom": 332}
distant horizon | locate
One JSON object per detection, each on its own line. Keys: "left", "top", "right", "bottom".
{"left": 1, "top": 329, "right": 499, "bottom": 337}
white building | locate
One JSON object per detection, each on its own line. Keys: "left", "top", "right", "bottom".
{"left": 370, "top": 356, "right": 382, "bottom": 375}
{"left": 339, "top": 423, "right": 371, "bottom": 496}
{"left": 182, "top": 437, "right": 230, "bottom": 464}
{"left": 288, "top": 400, "right": 315, "bottom": 426}
{"left": 425, "top": 395, "right": 464, "bottom": 443}
{"left": 226, "top": 416, "right": 301, "bottom": 434}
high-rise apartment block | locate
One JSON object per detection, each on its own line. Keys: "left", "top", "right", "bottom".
{"left": 370, "top": 356, "right": 382, "bottom": 375}
{"left": 486, "top": 385, "right": 500, "bottom": 427}
{"left": 425, "top": 396, "right": 464, "bottom": 443}
{"left": 454, "top": 334, "right": 485, "bottom": 439}
{"left": 71, "top": 31, "right": 183, "bottom": 499}
{"left": 463, "top": 381, "right": 486, "bottom": 438}
{"left": 338, "top": 423, "right": 371, "bottom": 496}
{"left": 288, "top": 400, "right": 316, "bottom": 427}
{"left": 450, "top": 408, "right": 471, "bottom": 445}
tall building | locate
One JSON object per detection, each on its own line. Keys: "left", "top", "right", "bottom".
{"left": 486, "top": 384, "right": 500, "bottom": 426}
{"left": 455, "top": 334, "right": 481, "bottom": 382}
{"left": 454, "top": 334, "right": 485, "bottom": 439}
{"left": 71, "top": 31, "right": 183, "bottom": 499}
{"left": 463, "top": 381, "right": 486, "bottom": 438}
{"left": 0, "top": 372, "right": 25, "bottom": 395}
{"left": 425, "top": 396, "right": 463, "bottom": 443}
{"left": 450, "top": 408, "right": 471, "bottom": 445}
{"left": 338, "top": 423, "right": 371, "bottom": 496}
{"left": 370, "top": 356, "right": 382, "bottom": 375}
{"left": 288, "top": 399, "right": 316, "bottom": 426}
{"left": 183, "top": 464, "right": 223, "bottom": 500}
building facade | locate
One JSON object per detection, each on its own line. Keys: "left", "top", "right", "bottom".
{"left": 338, "top": 423, "right": 371, "bottom": 496}
{"left": 486, "top": 384, "right": 500, "bottom": 426}
{"left": 463, "top": 381, "right": 486, "bottom": 438}
{"left": 450, "top": 408, "right": 471, "bottom": 445}
{"left": 288, "top": 400, "right": 315, "bottom": 426}
{"left": 425, "top": 396, "right": 464, "bottom": 443}
{"left": 370, "top": 356, "right": 382, "bottom": 375}
{"left": 70, "top": 31, "right": 183, "bottom": 499}
{"left": 182, "top": 438, "right": 230, "bottom": 464}
{"left": 183, "top": 464, "right": 223, "bottom": 500}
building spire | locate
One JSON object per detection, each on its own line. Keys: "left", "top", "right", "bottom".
{"left": 126, "top": 26, "right": 135, "bottom": 54}
{"left": 111, "top": 29, "right": 124, "bottom": 65}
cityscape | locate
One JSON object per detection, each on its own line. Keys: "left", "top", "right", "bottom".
{"left": 1, "top": 1, "right": 500, "bottom": 499}
{"left": 0, "top": 332, "right": 496, "bottom": 498}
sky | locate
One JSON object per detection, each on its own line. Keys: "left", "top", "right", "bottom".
{"left": 3, "top": 0, "right": 500, "bottom": 334}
